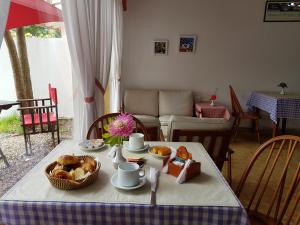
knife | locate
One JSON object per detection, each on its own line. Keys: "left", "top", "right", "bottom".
{"left": 149, "top": 167, "right": 159, "bottom": 206}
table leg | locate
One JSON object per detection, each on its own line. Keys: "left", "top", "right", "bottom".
{"left": 272, "top": 119, "right": 280, "bottom": 137}
{"left": 0, "top": 147, "right": 9, "bottom": 167}
{"left": 252, "top": 108, "right": 260, "bottom": 132}
{"left": 281, "top": 118, "right": 287, "bottom": 134}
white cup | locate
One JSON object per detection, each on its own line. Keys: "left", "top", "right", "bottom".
{"left": 129, "top": 133, "right": 144, "bottom": 150}
{"left": 118, "top": 162, "right": 145, "bottom": 187}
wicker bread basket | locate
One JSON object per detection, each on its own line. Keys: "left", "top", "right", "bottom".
{"left": 45, "top": 155, "right": 100, "bottom": 190}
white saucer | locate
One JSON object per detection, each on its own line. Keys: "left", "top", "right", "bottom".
{"left": 111, "top": 174, "right": 147, "bottom": 190}
{"left": 123, "top": 143, "right": 149, "bottom": 152}
{"left": 79, "top": 139, "right": 106, "bottom": 151}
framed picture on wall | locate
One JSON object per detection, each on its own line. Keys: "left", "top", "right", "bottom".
{"left": 264, "top": 1, "right": 300, "bottom": 22}
{"left": 179, "top": 35, "right": 196, "bottom": 53}
{"left": 154, "top": 40, "right": 168, "bottom": 55}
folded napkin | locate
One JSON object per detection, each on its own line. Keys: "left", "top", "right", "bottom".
{"left": 149, "top": 167, "right": 159, "bottom": 205}
{"left": 150, "top": 167, "right": 159, "bottom": 192}
{"left": 176, "top": 159, "right": 192, "bottom": 184}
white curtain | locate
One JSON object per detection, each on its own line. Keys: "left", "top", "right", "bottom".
{"left": 0, "top": 0, "right": 10, "bottom": 47}
{"left": 110, "top": 0, "right": 123, "bottom": 113}
{"left": 62, "top": 0, "right": 114, "bottom": 140}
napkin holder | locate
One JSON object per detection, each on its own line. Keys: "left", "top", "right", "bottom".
{"left": 167, "top": 146, "right": 201, "bottom": 181}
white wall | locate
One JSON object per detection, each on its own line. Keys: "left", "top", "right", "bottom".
{"left": 0, "top": 37, "right": 73, "bottom": 118}
{"left": 122, "top": 0, "right": 300, "bottom": 129}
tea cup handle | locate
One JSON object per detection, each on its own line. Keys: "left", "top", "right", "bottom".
{"left": 139, "top": 169, "right": 145, "bottom": 178}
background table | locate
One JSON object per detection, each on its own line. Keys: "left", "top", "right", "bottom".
{"left": 0, "top": 100, "right": 19, "bottom": 167}
{"left": 246, "top": 91, "right": 300, "bottom": 136}
{"left": 195, "top": 102, "right": 230, "bottom": 120}
{"left": 0, "top": 140, "right": 249, "bottom": 225}
{"left": 0, "top": 100, "right": 19, "bottom": 113}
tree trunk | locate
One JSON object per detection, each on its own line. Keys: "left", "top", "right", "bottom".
{"left": 4, "top": 31, "right": 25, "bottom": 100}
{"left": 16, "top": 27, "right": 33, "bottom": 100}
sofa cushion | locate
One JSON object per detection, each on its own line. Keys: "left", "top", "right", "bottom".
{"left": 124, "top": 90, "right": 158, "bottom": 116}
{"left": 133, "top": 115, "right": 160, "bottom": 128}
{"left": 159, "top": 90, "right": 193, "bottom": 116}
{"left": 167, "top": 115, "right": 232, "bottom": 141}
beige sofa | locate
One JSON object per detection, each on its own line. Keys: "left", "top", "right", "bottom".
{"left": 124, "top": 89, "right": 232, "bottom": 140}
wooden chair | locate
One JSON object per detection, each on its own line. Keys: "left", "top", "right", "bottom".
{"left": 86, "top": 113, "right": 150, "bottom": 141}
{"left": 236, "top": 135, "right": 300, "bottom": 225}
{"left": 18, "top": 84, "right": 60, "bottom": 156}
{"left": 171, "top": 129, "right": 233, "bottom": 185}
{"left": 229, "top": 85, "right": 260, "bottom": 143}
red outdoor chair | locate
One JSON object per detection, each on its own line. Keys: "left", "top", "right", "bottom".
{"left": 18, "top": 84, "right": 60, "bottom": 156}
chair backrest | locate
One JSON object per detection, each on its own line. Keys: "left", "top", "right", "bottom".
{"left": 229, "top": 85, "right": 244, "bottom": 116}
{"left": 86, "top": 113, "right": 150, "bottom": 141}
{"left": 171, "top": 129, "right": 231, "bottom": 170}
{"left": 48, "top": 83, "right": 58, "bottom": 105}
{"left": 236, "top": 135, "right": 300, "bottom": 225}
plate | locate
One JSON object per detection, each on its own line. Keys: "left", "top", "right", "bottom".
{"left": 148, "top": 148, "right": 171, "bottom": 159}
{"left": 79, "top": 139, "right": 105, "bottom": 151}
{"left": 110, "top": 174, "right": 146, "bottom": 190}
{"left": 123, "top": 143, "right": 149, "bottom": 152}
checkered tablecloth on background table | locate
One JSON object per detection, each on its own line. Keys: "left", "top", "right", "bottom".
{"left": 247, "top": 91, "right": 300, "bottom": 124}
{"left": 0, "top": 140, "right": 249, "bottom": 225}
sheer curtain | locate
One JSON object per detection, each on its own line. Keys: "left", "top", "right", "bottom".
{"left": 110, "top": 0, "right": 123, "bottom": 113}
{"left": 0, "top": 0, "right": 10, "bottom": 47}
{"left": 62, "top": 0, "right": 114, "bottom": 140}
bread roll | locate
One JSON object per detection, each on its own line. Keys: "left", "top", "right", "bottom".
{"left": 152, "top": 146, "right": 171, "bottom": 156}
{"left": 52, "top": 169, "right": 73, "bottom": 180}
{"left": 56, "top": 155, "right": 79, "bottom": 166}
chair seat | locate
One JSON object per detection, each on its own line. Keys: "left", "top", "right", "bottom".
{"left": 249, "top": 211, "right": 282, "bottom": 225}
{"left": 23, "top": 113, "right": 57, "bottom": 126}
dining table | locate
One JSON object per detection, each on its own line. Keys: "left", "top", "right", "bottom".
{"left": 246, "top": 91, "right": 300, "bottom": 136}
{"left": 0, "top": 140, "right": 249, "bottom": 225}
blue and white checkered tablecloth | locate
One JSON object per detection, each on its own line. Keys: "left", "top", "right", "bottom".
{"left": 0, "top": 141, "right": 250, "bottom": 225}
{"left": 247, "top": 91, "right": 300, "bottom": 123}
{"left": 0, "top": 201, "right": 249, "bottom": 225}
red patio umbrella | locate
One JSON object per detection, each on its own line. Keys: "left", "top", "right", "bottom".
{"left": 5, "top": 0, "right": 63, "bottom": 30}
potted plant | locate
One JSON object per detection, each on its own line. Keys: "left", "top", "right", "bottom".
{"left": 277, "top": 82, "right": 288, "bottom": 95}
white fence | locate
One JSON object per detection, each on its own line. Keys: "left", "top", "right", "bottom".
{"left": 0, "top": 37, "right": 73, "bottom": 118}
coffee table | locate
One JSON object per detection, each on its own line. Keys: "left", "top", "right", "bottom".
{"left": 195, "top": 101, "right": 231, "bottom": 120}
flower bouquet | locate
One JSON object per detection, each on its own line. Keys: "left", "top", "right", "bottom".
{"left": 103, "top": 113, "right": 135, "bottom": 146}
{"left": 210, "top": 94, "right": 217, "bottom": 106}
{"left": 277, "top": 82, "right": 287, "bottom": 95}
{"left": 103, "top": 113, "right": 135, "bottom": 168}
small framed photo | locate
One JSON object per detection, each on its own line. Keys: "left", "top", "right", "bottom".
{"left": 264, "top": 1, "right": 300, "bottom": 22}
{"left": 179, "top": 35, "right": 196, "bottom": 53}
{"left": 154, "top": 40, "right": 168, "bottom": 55}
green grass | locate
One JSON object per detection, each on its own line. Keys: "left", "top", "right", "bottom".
{"left": 0, "top": 113, "right": 23, "bottom": 134}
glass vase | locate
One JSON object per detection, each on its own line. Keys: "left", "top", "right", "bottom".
{"left": 112, "top": 144, "right": 126, "bottom": 169}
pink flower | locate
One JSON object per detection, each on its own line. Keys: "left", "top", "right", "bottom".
{"left": 108, "top": 113, "right": 135, "bottom": 138}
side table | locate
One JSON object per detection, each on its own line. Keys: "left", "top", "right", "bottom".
{"left": 0, "top": 100, "right": 19, "bottom": 167}
{"left": 195, "top": 101, "right": 231, "bottom": 120}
